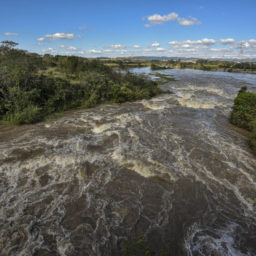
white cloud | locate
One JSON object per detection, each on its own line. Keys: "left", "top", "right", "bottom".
{"left": 178, "top": 17, "right": 201, "bottom": 26}
{"left": 181, "top": 44, "right": 191, "bottom": 48}
{"left": 145, "top": 12, "right": 201, "bottom": 27}
{"left": 168, "top": 38, "right": 216, "bottom": 49}
{"left": 108, "top": 44, "right": 126, "bottom": 49}
{"left": 143, "top": 49, "right": 153, "bottom": 52}
{"left": 4, "top": 32, "right": 18, "bottom": 36}
{"left": 241, "top": 41, "right": 250, "bottom": 48}
{"left": 59, "top": 45, "right": 78, "bottom": 51}
{"left": 168, "top": 41, "right": 179, "bottom": 45}
{"left": 249, "top": 39, "right": 256, "bottom": 44}
{"left": 152, "top": 41, "right": 160, "bottom": 47}
{"left": 103, "top": 49, "right": 113, "bottom": 53}
{"left": 156, "top": 47, "right": 165, "bottom": 51}
{"left": 37, "top": 37, "right": 45, "bottom": 41}
{"left": 147, "top": 12, "right": 178, "bottom": 25}
{"left": 41, "top": 48, "right": 56, "bottom": 54}
{"left": 88, "top": 49, "right": 102, "bottom": 54}
{"left": 198, "top": 38, "right": 216, "bottom": 45}
{"left": 220, "top": 38, "right": 235, "bottom": 44}
{"left": 133, "top": 45, "right": 141, "bottom": 48}
{"left": 184, "top": 49, "right": 196, "bottom": 52}
{"left": 45, "top": 33, "right": 74, "bottom": 40}
{"left": 210, "top": 48, "right": 226, "bottom": 52}
{"left": 183, "top": 40, "right": 198, "bottom": 44}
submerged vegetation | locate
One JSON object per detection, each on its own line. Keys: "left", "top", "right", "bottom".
{"left": 0, "top": 41, "right": 162, "bottom": 125}
{"left": 230, "top": 87, "right": 256, "bottom": 153}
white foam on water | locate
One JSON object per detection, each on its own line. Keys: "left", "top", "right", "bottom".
{"left": 92, "top": 123, "right": 112, "bottom": 134}
{"left": 185, "top": 223, "right": 252, "bottom": 256}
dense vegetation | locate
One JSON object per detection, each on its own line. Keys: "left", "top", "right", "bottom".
{"left": 230, "top": 87, "right": 256, "bottom": 153}
{"left": 99, "top": 58, "right": 256, "bottom": 74}
{"left": 0, "top": 41, "right": 162, "bottom": 125}
{"left": 166, "top": 59, "right": 256, "bottom": 73}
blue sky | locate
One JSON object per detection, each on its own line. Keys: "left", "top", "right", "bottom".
{"left": 1, "top": 0, "right": 256, "bottom": 58}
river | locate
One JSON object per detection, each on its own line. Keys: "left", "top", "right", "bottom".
{"left": 0, "top": 68, "right": 256, "bottom": 255}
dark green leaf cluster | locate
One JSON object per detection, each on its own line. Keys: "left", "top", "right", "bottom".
{"left": 0, "top": 43, "right": 162, "bottom": 125}
{"left": 230, "top": 87, "right": 256, "bottom": 153}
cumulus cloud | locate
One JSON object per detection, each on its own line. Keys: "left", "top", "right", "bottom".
{"left": 37, "top": 33, "right": 74, "bottom": 42}
{"left": 59, "top": 45, "right": 78, "bottom": 51}
{"left": 145, "top": 12, "right": 201, "bottom": 27}
{"left": 240, "top": 41, "right": 250, "bottom": 48}
{"left": 147, "top": 12, "right": 178, "bottom": 25}
{"left": 38, "top": 33, "right": 74, "bottom": 41}
{"left": 181, "top": 44, "right": 191, "bottom": 48}
{"left": 41, "top": 48, "right": 56, "bottom": 54}
{"left": 178, "top": 17, "right": 201, "bottom": 26}
{"left": 133, "top": 45, "right": 141, "bottom": 48}
{"left": 168, "top": 38, "right": 216, "bottom": 50}
{"left": 152, "top": 41, "right": 160, "bottom": 47}
{"left": 88, "top": 49, "right": 102, "bottom": 54}
{"left": 108, "top": 44, "right": 126, "bottom": 49}
{"left": 4, "top": 32, "right": 18, "bottom": 36}
{"left": 37, "top": 37, "right": 45, "bottom": 41}
{"left": 168, "top": 41, "right": 178, "bottom": 45}
{"left": 103, "top": 49, "right": 113, "bottom": 53}
{"left": 184, "top": 49, "right": 196, "bottom": 52}
{"left": 199, "top": 38, "right": 216, "bottom": 45}
{"left": 249, "top": 39, "right": 256, "bottom": 44}
{"left": 156, "top": 47, "right": 165, "bottom": 51}
{"left": 45, "top": 33, "right": 74, "bottom": 40}
{"left": 220, "top": 38, "right": 236, "bottom": 44}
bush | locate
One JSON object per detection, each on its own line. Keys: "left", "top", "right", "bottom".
{"left": 230, "top": 86, "right": 256, "bottom": 154}
{"left": 6, "top": 105, "right": 42, "bottom": 125}
{"left": 0, "top": 43, "right": 163, "bottom": 125}
{"left": 230, "top": 87, "right": 256, "bottom": 131}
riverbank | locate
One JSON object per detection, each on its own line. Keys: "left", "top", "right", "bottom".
{"left": 0, "top": 43, "right": 164, "bottom": 125}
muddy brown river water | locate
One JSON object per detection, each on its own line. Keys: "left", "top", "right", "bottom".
{"left": 0, "top": 68, "right": 256, "bottom": 256}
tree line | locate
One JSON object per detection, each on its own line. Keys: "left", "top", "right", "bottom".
{"left": 0, "top": 41, "right": 162, "bottom": 125}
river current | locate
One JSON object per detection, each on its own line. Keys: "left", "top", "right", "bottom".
{"left": 0, "top": 68, "right": 256, "bottom": 255}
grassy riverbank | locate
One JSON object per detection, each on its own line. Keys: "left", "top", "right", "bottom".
{"left": 230, "top": 87, "right": 256, "bottom": 154}
{"left": 0, "top": 41, "right": 163, "bottom": 125}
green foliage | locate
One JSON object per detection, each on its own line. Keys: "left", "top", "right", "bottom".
{"left": 151, "top": 63, "right": 169, "bottom": 70}
{"left": 230, "top": 87, "right": 256, "bottom": 131}
{"left": 250, "top": 128, "right": 256, "bottom": 153}
{"left": 230, "top": 87, "right": 256, "bottom": 154}
{"left": 0, "top": 42, "right": 162, "bottom": 125}
{"left": 6, "top": 105, "right": 42, "bottom": 125}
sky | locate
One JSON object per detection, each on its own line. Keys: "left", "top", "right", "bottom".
{"left": 1, "top": 0, "right": 256, "bottom": 58}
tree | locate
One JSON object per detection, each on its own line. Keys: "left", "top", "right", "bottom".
{"left": 1, "top": 40, "right": 18, "bottom": 48}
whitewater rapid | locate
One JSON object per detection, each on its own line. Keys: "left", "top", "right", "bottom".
{"left": 0, "top": 68, "right": 256, "bottom": 255}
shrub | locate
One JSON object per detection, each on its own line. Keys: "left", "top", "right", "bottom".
{"left": 6, "top": 105, "right": 42, "bottom": 125}
{"left": 230, "top": 87, "right": 256, "bottom": 131}
{"left": 230, "top": 86, "right": 256, "bottom": 154}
